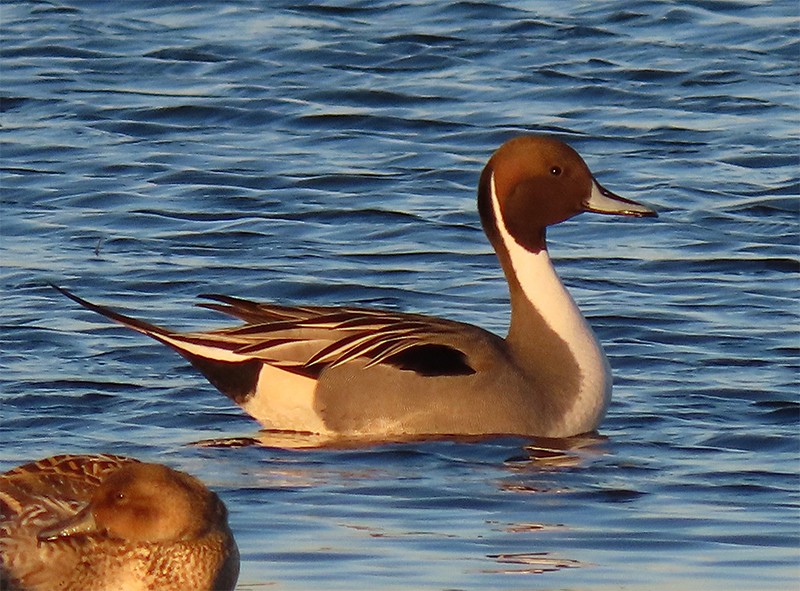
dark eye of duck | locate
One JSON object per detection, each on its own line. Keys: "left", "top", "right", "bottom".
{"left": 549, "top": 166, "right": 562, "bottom": 176}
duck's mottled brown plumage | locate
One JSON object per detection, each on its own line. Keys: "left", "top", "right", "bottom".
{"left": 1, "top": 454, "right": 238, "bottom": 591}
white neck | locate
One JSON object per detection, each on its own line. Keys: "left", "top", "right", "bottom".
{"left": 489, "top": 173, "right": 611, "bottom": 435}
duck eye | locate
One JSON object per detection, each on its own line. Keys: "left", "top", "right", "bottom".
{"left": 550, "top": 166, "right": 562, "bottom": 176}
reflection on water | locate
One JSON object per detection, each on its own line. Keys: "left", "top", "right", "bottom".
{"left": 483, "top": 552, "right": 585, "bottom": 575}
{"left": 194, "top": 430, "right": 608, "bottom": 456}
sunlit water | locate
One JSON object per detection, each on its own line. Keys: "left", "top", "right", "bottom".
{"left": 2, "top": 1, "right": 798, "bottom": 589}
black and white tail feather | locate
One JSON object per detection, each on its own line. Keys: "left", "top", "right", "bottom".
{"left": 52, "top": 285, "right": 476, "bottom": 404}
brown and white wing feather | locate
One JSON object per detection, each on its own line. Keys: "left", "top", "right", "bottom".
{"left": 54, "top": 287, "right": 476, "bottom": 378}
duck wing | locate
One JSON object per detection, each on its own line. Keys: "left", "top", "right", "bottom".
{"left": 54, "top": 287, "right": 477, "bottom": 379}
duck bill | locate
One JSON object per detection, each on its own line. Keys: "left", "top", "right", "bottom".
{"left": 37, "top": 504, "right": 98, "bottom": 542}
{"left": 584, "top": 178, "right": 657, "bottom": 218}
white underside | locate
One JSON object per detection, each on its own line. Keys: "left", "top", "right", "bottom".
{"left": 144, "top": 332, "right": 331, "bottom": 434}
{"left": 490, "top": 173, "right": 611, "bottom": 436}
{"left": 244, "top": 364, "right": 330, "bottom": 434}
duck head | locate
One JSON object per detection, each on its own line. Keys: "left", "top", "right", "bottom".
{"left": 37, "top": 462, "right": 227, "bottom": 544}
{"left": 478, "top": 135, "right": 656, "bottom": 254}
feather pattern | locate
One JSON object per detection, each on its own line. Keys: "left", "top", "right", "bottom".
{"left": 52, "top": 285, "right": 474, "bottom": 377}
{"left": 191, "top": 294, "right": 475, "bottom": 375}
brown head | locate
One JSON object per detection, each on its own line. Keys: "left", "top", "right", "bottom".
{"left": 477, "top": 135, "right": 656, "bottom": 253}
{"left": 38, "top": 462, "right": 229, "bottom": 544}
{"left": 91, "top": 462, "right": 226, "bottom": 542}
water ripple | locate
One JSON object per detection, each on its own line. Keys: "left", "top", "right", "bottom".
{"left": 2, "top": 1, "right": 798, "bottom": 590}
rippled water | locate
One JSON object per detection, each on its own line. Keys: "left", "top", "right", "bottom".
{"left": 2, "top": 1, "right": 798, "bottom": 589}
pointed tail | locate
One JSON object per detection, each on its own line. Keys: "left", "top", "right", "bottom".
{"left": 51, "top": 284, "right": 262, "bottom": 404}
{"left": 50, "top": 284, "right": 180, "bottom": 346}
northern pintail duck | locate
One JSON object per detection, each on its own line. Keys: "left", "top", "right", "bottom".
{"left": 54, "top": 135, "right": 655, "bottom": 440}
{"left": 1, "top": 454, "right": 239, "bottom": 591}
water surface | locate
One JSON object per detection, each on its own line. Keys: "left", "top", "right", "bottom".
{"left": 2, "top": 1, "right": 798, "bottom": 589}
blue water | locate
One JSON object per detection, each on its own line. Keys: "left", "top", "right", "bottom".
{"left": 2, "top": 1, "right": 798, "bottom": 589}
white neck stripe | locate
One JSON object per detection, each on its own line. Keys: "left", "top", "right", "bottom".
{"left": 489, "top": 172, "right": 611, "bottom": 435}
{"left": 490, "top": 172, "right": 581, "bottom": 338}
